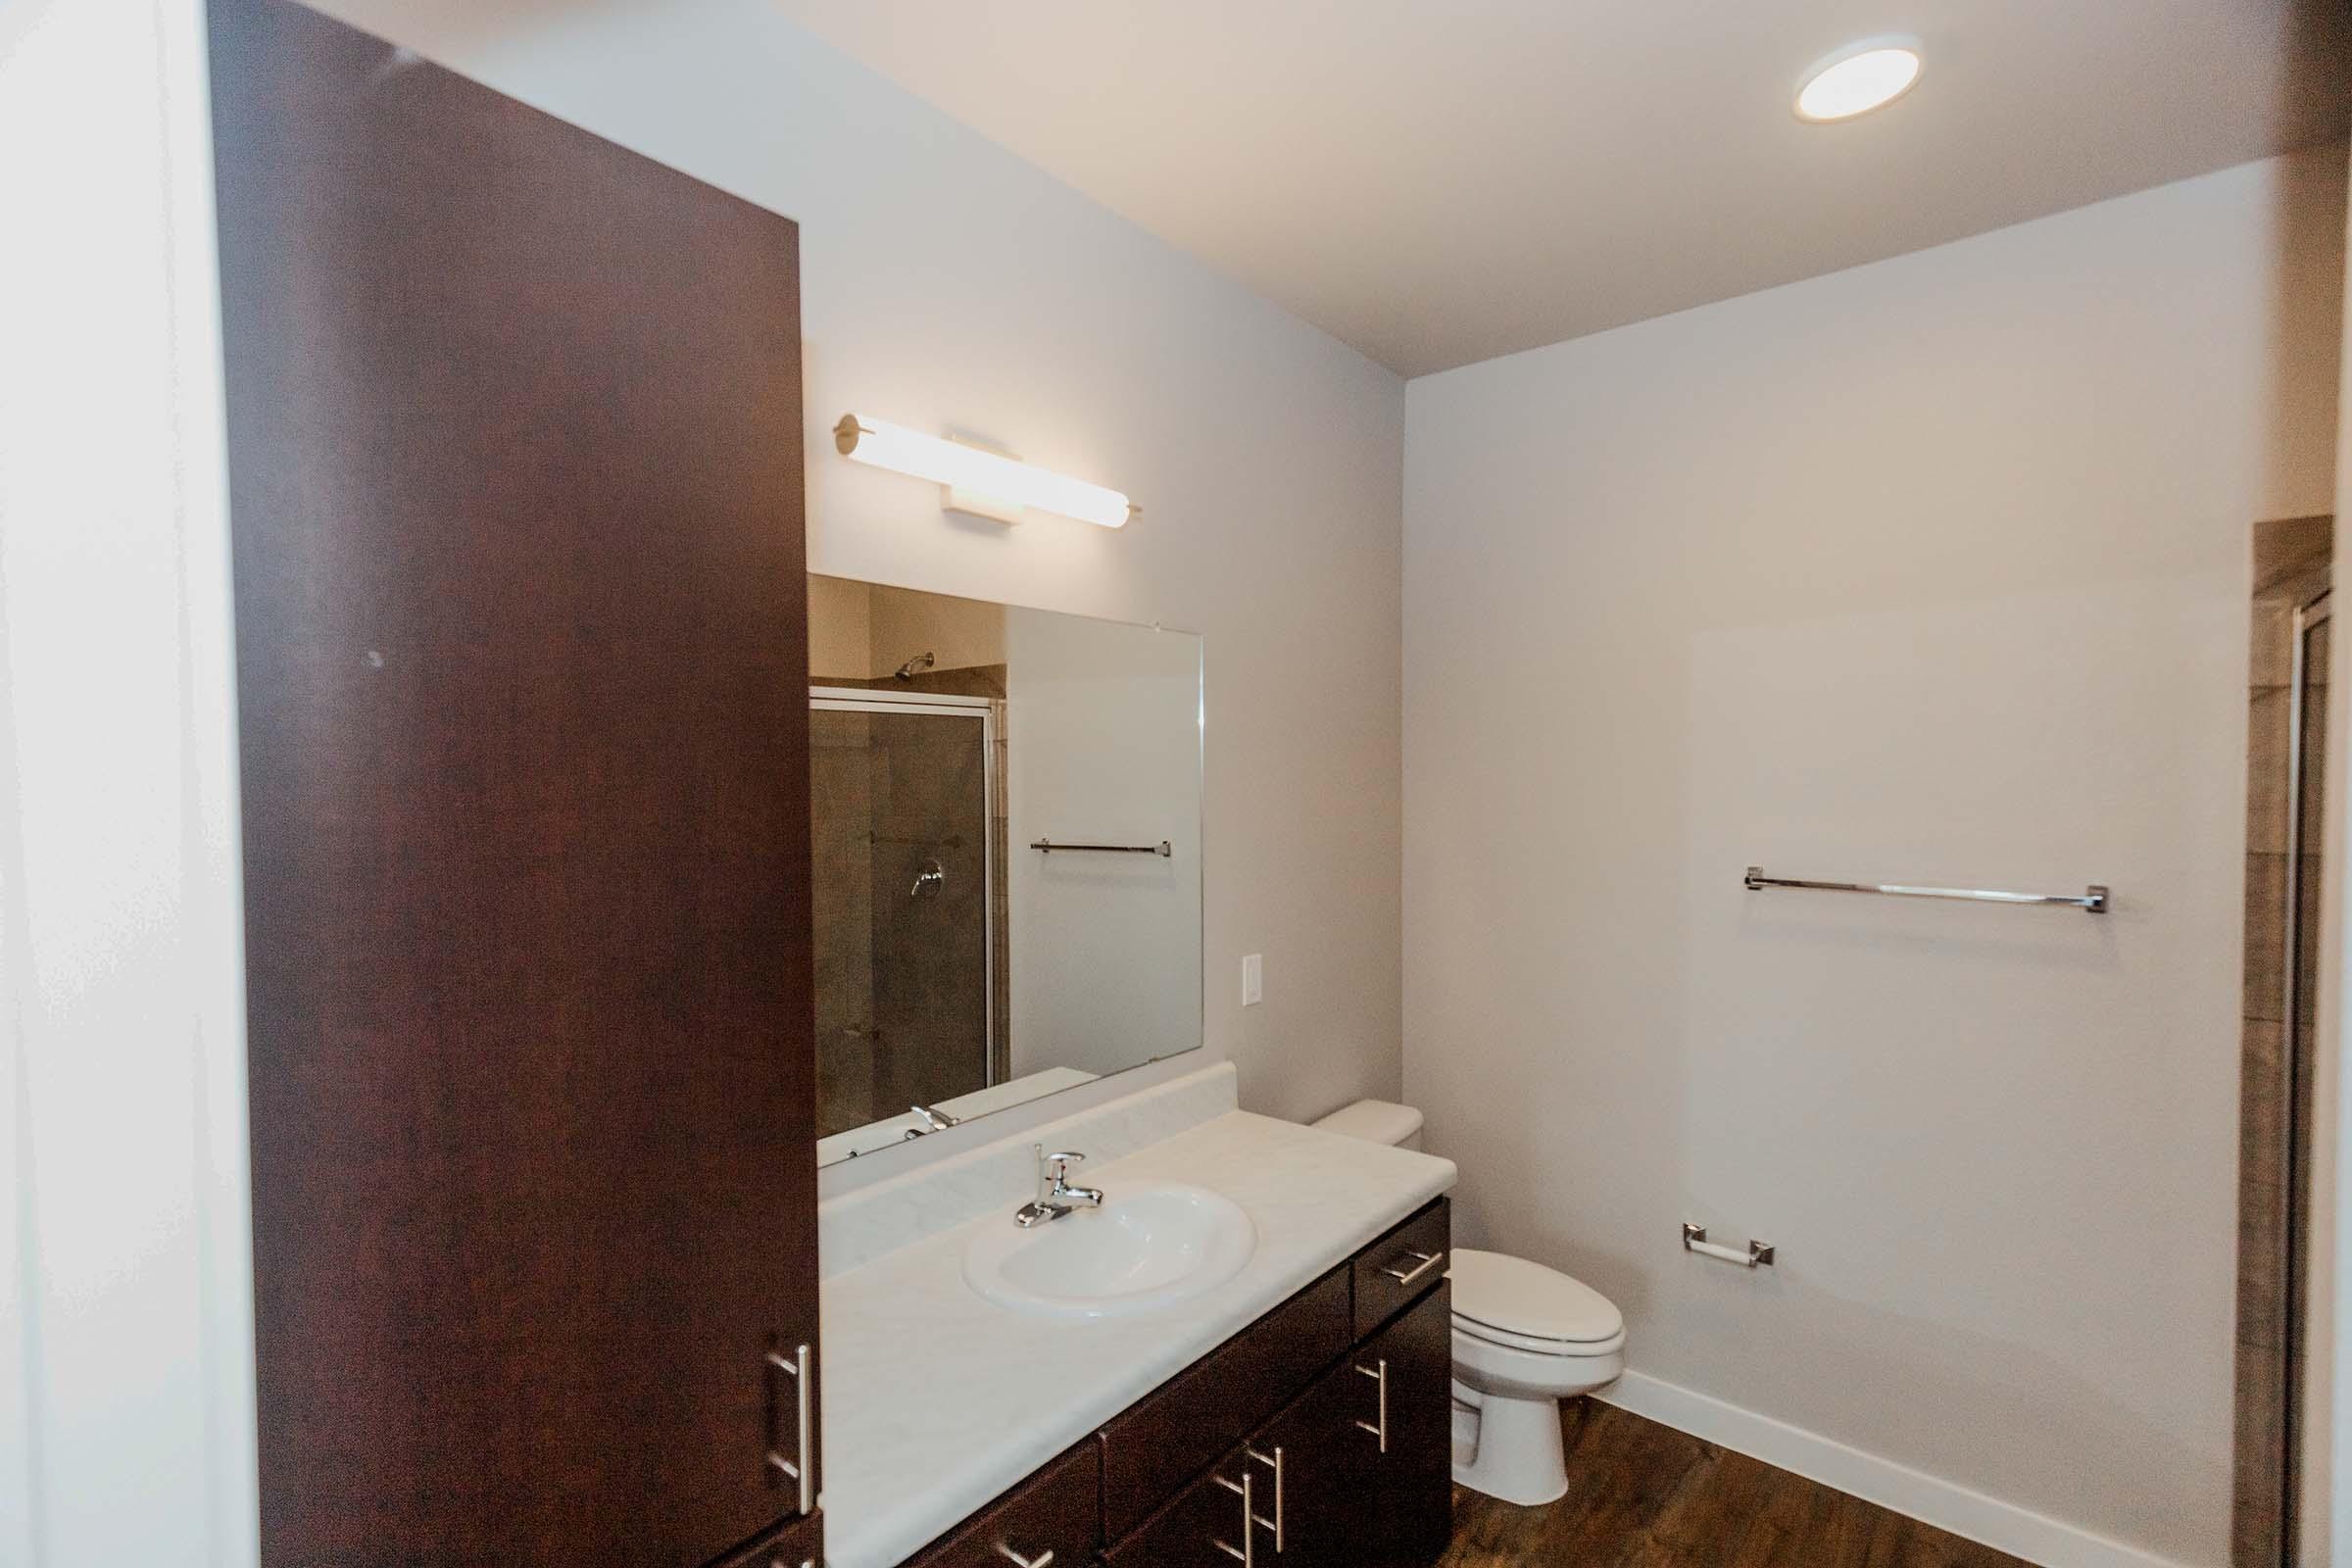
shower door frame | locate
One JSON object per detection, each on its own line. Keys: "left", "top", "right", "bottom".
{"left": 809, "top": 685, "right": 1000, "bottom": 1094}
{"left": 2278, "top": 588, "right": 2328, "bottom": 1566}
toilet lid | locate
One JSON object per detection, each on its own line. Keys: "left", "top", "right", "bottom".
{"left": 1447, "top": 1249, "right": 1623, "bottom": 1345}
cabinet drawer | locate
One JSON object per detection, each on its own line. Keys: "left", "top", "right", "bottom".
{"left": 711, "top": 1509, "right": 823, "bottom": 1568}
{"left": 1101, "top": 1445, "right": 1264, "bottom": 1568}
{"left": 1100, "top": 1264, "right": 1351, "bottom": 1539}
{"left": 905, "top": 1443, "right": 1100, "bottom": 1568}
{"left": 1352, "top": 1199, "right": 1449, "bottom": 1341}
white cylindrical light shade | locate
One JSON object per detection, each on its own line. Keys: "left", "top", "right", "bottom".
{"left": 834, "top": 415, "right": 1133, "bottom": 528}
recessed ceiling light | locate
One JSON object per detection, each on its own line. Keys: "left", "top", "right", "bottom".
{"left": 1795, "top": 40, "right": 1923, "bottom": 122}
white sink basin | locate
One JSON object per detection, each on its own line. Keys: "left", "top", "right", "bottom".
{"left": 962, "top": 1181, "right": 1257, "bottom": 1320}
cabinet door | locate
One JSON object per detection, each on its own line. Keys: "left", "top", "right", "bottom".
{"left": 1102, "top": 1446, "right": 1266, "bottom": 1568}
{"left": 1243, "top": 1354, "right": 1361, "bottom": 1568}
{"left": 210, "top": 1, "right": 816, "bottom": 1564}
{"left": 1257, "top": 1283, "right": 1454, "bottom": 1568}
{"left": 1353, "top": 1281, "right": 1455, "bottom": 1564}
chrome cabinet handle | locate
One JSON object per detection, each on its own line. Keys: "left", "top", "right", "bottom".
{"left": 1379, "top": 1250, "right": 1445, "bottom": 1287}
{"left": 1354, "top": 1359, "right": 1389, "bottom": 1453}
{"left": 1212, "top": 1471, "right": 1254, "bottom": 1565}
{"left": 764, "top": 1344, "right": 814, "bottom": 1514}
{"left": 1245, "top": 1446, "right": 1283, "bottom": 1551}
{"left": 993, "top": 1546, "right": 1054, "bottom": 1568}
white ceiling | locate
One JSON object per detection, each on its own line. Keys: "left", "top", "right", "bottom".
{"left": 770, "top": 0, "right": 2351, "bottom": 377}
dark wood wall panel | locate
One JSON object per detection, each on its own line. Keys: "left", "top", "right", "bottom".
{"left": 209, "top": 1, "right": 814, "bottom": 1562}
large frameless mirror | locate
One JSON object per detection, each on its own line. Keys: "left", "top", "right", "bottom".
{"left": 807, "top": 574, "right": 1203, "bottom": 1164}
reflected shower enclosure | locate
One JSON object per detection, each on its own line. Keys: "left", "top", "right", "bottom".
{"left": 2234, "top": 513, "right": 2331, "bottom": 1566}
{"left": 808, "top": 691, "right": 1001, "bottom": 1141}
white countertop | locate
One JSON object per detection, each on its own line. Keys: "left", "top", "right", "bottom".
{"left": 817, "top": 1109, "right": 1458, "bottom": 1568}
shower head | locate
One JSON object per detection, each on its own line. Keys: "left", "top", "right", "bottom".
{"left": 893, "top": 651, "right": 936, "bottom": 681}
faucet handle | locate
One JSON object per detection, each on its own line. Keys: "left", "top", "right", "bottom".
{"left": 1043, "top": 1151, "right": 1086, "bottom": 1176}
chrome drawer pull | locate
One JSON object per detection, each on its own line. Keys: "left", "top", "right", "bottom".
{"left": 763, "top": 1344, "right": 814, "bottom": 1514}
{"left": 1245, "top": 1446, "right": 1283, "bottom": 1551}
{"left": 1354, "top": 1359, "right": 1389, "bottom": 1453}
{"left": 1379, "top": 1250, "right": 1445, "bottom": 1287}
{"left": 993, "top": 1546, "right": 1054, "bottom": 1568}
{"left": 1212, "top": 1471, "right": 1254, "bottom": 1565}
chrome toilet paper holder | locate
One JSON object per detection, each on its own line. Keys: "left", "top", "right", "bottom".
{"left": 1683, "top": 1222, "right": 1774, "bottom": 1268}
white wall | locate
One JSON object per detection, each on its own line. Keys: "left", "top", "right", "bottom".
{"left": 1403, "top": 150, "right": 2346, "bottom": 1568}
{"left": 808, "top": 572, "right": 879, "bottom": 679}
{"left": 295, "top": 0, "right": 1407, "bottom": 1195}
{"left": 0, "top": 2, "right": 257, "bottom": 1565}
{"left": 1005, "top": 608, "right": 1203, "bottom": 1078}
{"left": 868, "top": 583, "right": 1006, "bottom": 677}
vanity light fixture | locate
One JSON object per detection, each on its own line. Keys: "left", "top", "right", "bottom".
{"left": 832, "top": 414, "right": 1138, "bottom": 529}
{"left": 1794, "top": 39, "right": 1923, "bottom": 122}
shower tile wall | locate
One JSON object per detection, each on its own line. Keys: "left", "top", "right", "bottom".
{"left": 865, "top": 712, "right": 991, "bottom": 1114}
{"left": 2233, "top": 513, "right": 2330, "bottom": 1567}
{"left": 812, "top": 709, "right": 879, "bottom": 1139}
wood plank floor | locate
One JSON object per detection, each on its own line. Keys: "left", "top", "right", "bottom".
{"left": 1439, "top": 1401, "right": 2033, "bottom": 1567}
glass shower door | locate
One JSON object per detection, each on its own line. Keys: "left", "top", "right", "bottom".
{"left": 808, "top": 697, "right": 994, "bottom": 1141}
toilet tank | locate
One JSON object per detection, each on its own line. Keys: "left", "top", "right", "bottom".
{"left": 1312, "top": 1099, "right": 1424, "bottom": 1151}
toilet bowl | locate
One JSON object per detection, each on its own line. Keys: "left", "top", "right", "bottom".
{"left": 1446, "top": 1249, "right": 1624, "bottom": 1503}
{"left": 1311, "top": 1100, "right": 1627, "bottom": 1507}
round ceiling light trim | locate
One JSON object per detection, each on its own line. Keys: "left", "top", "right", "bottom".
{"left": 1795, "top": 38, "right": 1924, "bottom": 122}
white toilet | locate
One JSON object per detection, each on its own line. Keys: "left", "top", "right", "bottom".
{"left": 1312, "top": 1100, "right": 1626, "bottom": 1507}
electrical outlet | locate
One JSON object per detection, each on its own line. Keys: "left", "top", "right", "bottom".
{"left": 1241, "top": 953, "right": 1263, "bottom": 1006}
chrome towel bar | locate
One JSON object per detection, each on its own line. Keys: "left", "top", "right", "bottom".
{"left": 1030, "top": 838, "right": 1172, "bottom": 857}
{"left": 1744, "top": 865, "right": 2107, "bottom": 913}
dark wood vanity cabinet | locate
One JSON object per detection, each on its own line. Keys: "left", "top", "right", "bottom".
{"left": 212, "top": 2, "right": 820, "bottom": 1565}
{"left": 913, "top": 1200, "right": 1452, "bottom": 1568}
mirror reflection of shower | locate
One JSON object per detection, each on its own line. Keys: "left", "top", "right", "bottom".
{"left": 803, "top": 572, "right": 1205, "bottom": 1168}
{"left": 808, "top": 696, "right": 997, "bottom": 1142}
{"left": 2236, "top": 511, "right": 2332, "bottom": 1567}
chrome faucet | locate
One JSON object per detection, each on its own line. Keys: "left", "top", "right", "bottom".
{"left": 1015, "top": 1146, "right": 1103, "bottom": 1228}
{"left": 903, "top": 1103, "right": 962, "bottom": 1141}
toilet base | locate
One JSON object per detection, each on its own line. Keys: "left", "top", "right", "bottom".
{"left": 1449, "top": 1387, "right": 1570, "bottom": 1506}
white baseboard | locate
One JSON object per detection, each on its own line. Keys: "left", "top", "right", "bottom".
{"left": 1592, "top": 1371, "right": 2191, "bottom": 1568}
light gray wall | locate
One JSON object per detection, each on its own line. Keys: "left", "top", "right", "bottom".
{"left": 1403, "top": 150, "right": 2346, "bottom": 1568}
{"left": 302, "top": 0, "right": 1408, "bottom": 1195}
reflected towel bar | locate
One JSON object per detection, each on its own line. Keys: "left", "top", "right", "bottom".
{"left": 1030, "top": 839, "right": 1172, "bottom": 857}
{"left": 1744, "top": 866, "right": 2108, "bottom": 913}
